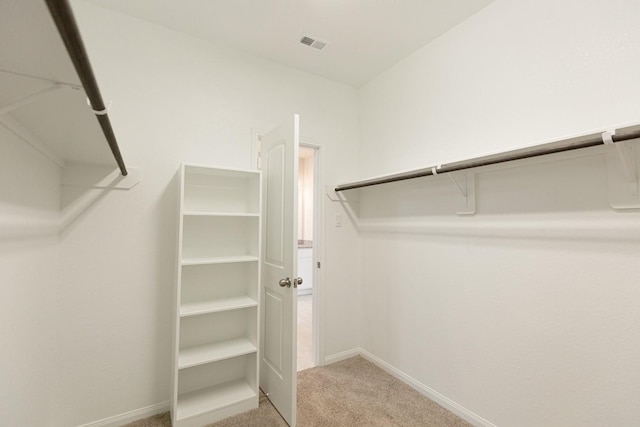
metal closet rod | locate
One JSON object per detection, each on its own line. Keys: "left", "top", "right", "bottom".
{"left": 45, "top": 0, "right": 128, "bottom": 176}
{"left": 334, "top": 123, "right": 640, "bottom": 192}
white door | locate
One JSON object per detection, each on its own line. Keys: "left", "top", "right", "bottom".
{"left": 260, "top": 114, "right": 299, "bottom": 426}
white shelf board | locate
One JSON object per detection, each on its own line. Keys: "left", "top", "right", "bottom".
{"left": 183, "top": 163, "right": 260, "bottom": 176}
{"left": 180, "top": 296, "right": 258, "bottom": 317}
{"left": 181, "top": 255, "right": 259, "bottom": 266}
{"left": 1, "top": 2, "right": 122, "bottom": 169}
{"left": 183, "top": 211, "right": 259, "bottom": 217}
{"left": 176, "top": 379, "right": 256, "bottom": 421}
{"left": 179, "top": 338, "right": 257, "bottom": 370}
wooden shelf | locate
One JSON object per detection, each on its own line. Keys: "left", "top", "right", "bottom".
{"left": 181, "top": 255, "right": 259, "bottom": 266}
{"left": 176, "top": 379, "right": 256, "bottom": 421}
{"left": 180, "top": 296, "right": 258, "bottom": 317}
{"left": 183, "top": 212, "right": 259, "bottom": 217}
{"left": 179, "top": 338, "right": 257, "bottom": 370}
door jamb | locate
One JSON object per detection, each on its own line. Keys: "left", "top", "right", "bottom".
{"left": 299, "top": 139, "right": 323, "bottom": 368}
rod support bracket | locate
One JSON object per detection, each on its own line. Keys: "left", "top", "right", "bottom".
{"left": 87, "top": 98, "right": 112, "bottom": 116}
{"left": 327, "top": 185, "right": 359, "bottom": 203}
{"left": 603, "top": 130, "right": 637, "bottom": 183}
{"left": 449, "top": 173, "right": 467, "bottom": 197}
{"left": 604, "top": 130, "right": 639, "bottom": 209}
{"left": 327, "top": 185, "right": 341, "bottom": 201}
{"left": 450, "top": 172, "right": 476, "bottom": 215}
{"left": 0, "top": 84, "right": 66, "bottom": 116}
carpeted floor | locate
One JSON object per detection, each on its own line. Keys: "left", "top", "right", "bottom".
{"left": 123, "top": 356, "right": 472, "bottom": 427}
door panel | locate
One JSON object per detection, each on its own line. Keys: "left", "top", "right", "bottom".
{"left": 264, "top": 289, "right": 284, "bottom": 376}
{"left": 260, "top": 114, "right": 299, "bottom": 426}
{"left": 265, "top": 144, "right": 284, "bottom": 266}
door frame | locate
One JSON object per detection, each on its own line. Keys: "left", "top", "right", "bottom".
{"left": 299, "top": 139, "right": 323, "bottom": 368}
{"left": 252, "top": 131, "right": 325, "bottom": 368}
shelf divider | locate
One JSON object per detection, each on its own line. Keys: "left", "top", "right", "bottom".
{"left": 176, "top": 379, "right": 256, "bottom": 422}
{"left": 180, "top": 296, "right": 258, "bottom": 317}
{"left": 181, "top": 255, "right": 259, "bottom": 266}
{"left": 183, "top": 212, "right": 259, "bottom": 217}
{"left": 179, "top": 338, "right": 257, "bottom": 370}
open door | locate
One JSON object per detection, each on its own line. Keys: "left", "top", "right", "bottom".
{"left": 260, "top": 114, "right": 299, "bottom": 426}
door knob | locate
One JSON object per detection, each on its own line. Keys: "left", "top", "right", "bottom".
{"left": 293, "top": 277, "right": 303, "bottom": 288}
{"left": 279, "top": 277, "right": 291, "bottom": 288}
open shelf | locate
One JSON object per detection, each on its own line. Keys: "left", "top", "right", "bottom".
{"left": 173, "top": 165, "right": 260, "bottom": 426}
{"left": 179, "top": 308, "right": 257, "bottom": 355}
{"left": 1, "top": 1, "right": 125, "bottom": 171}
{"left": 176, "top": 379, "right": 256, "bottom": 422}
{"left": 179, "top": 338, "right": 257, "bottom": 370}
{"left": 183, "top": 165, "right": 260, "bottom": 214}
{"left": 180, "top": 263, "right": 258, "bottom": 309}
{"left": 181, "top": 215, "right": 258, "bottom": 260}
{"left": 180, "top": 296, "right": 258, "bottom": 317}
{"left": 181, "top": 255, "right": 259, "bottom": 266}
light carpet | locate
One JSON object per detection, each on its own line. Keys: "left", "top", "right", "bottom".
{"left": 123, "top": 356, "right": 472, "bottom": 427}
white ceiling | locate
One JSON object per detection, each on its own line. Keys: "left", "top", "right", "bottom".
{"left": 84, "top": 0, "right": 494, "bottom": 87}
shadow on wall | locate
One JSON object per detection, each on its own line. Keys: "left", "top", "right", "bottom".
{"left": 52, "top": 163, "right": 178, "bottom": 423}
{"left": 341, "top": 142, "right": 640, "bottom": 245}
{"left": 0, "top": 125, "right": 60, "bottom": 241}
{"left": 60, "top": 163, "right": 141, "bottom": 235}
{"left": 355, "top": 147, "right": 612, "bottom": 220}
{"left": 148, "top": 169, "right": 181, "bottom": 393}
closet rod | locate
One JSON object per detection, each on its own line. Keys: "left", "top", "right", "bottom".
{"left": 45, "top": 0, "right": 128, "bottom": 176}
{"left": 334, "top": 123, "right": 640, "bottom": 192}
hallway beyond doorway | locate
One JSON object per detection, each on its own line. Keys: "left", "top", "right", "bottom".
{"left": 297, "top": 294, "right": 313, "bottom": 371}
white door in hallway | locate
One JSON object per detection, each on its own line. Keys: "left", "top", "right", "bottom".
{"left": 260, "top": 114, "right": 299, "bottom": 426}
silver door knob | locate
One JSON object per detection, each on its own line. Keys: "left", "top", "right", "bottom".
{"left": 293, "top": 277, "right": 303, "bottom": 288}
{"left": 279, "top": 277, "right": 291, "bottom": 288}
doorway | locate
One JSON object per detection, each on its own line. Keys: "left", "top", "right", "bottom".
{"left": 296, "top": 145, "right": 317, "bottom": 371}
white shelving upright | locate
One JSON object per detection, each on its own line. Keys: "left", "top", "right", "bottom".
{"left": 171, "top": 164, "right": 261, "bottom": 427}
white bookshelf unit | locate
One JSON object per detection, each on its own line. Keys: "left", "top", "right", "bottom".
{"left": 172, "top": 164, "right": 261, "bottom": 427}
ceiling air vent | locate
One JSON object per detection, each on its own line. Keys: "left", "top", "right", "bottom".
{"left": 300, "top": 36, "right": 315, "bottom": 46}
{"left": 299, "top": 35, "right": 328, "bottom": 50}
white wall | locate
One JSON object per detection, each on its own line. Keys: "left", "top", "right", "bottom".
{"left": 48, "top": 2, "right": 361, "bottom": 426}
{"left": 0, "top": 125, "right": 60, "bottom": 426}
{"left": 357, "top": 1, "right": 640, "bottom": 426}
{"left": 360, "top": 0, "right": 640, "bottom": 178}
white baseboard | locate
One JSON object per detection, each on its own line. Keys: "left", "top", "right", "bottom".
{"left": 323, "top": 347, "right": 361, "bottom": 365}
{"left": 358, "top": 349, "right": 496, "bottom": 427}
{"left": 76, "top": 401, "right": 169, "bottom": 427}
{"left": 77, "top": 350, "right": 492, "bottom": 427}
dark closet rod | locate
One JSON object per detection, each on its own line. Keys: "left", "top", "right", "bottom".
{"left": 335, "top": 123, "right": 640, "bottom": 192}
{"left": 45, "top": 0, "right": 128, "bottom": 176}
